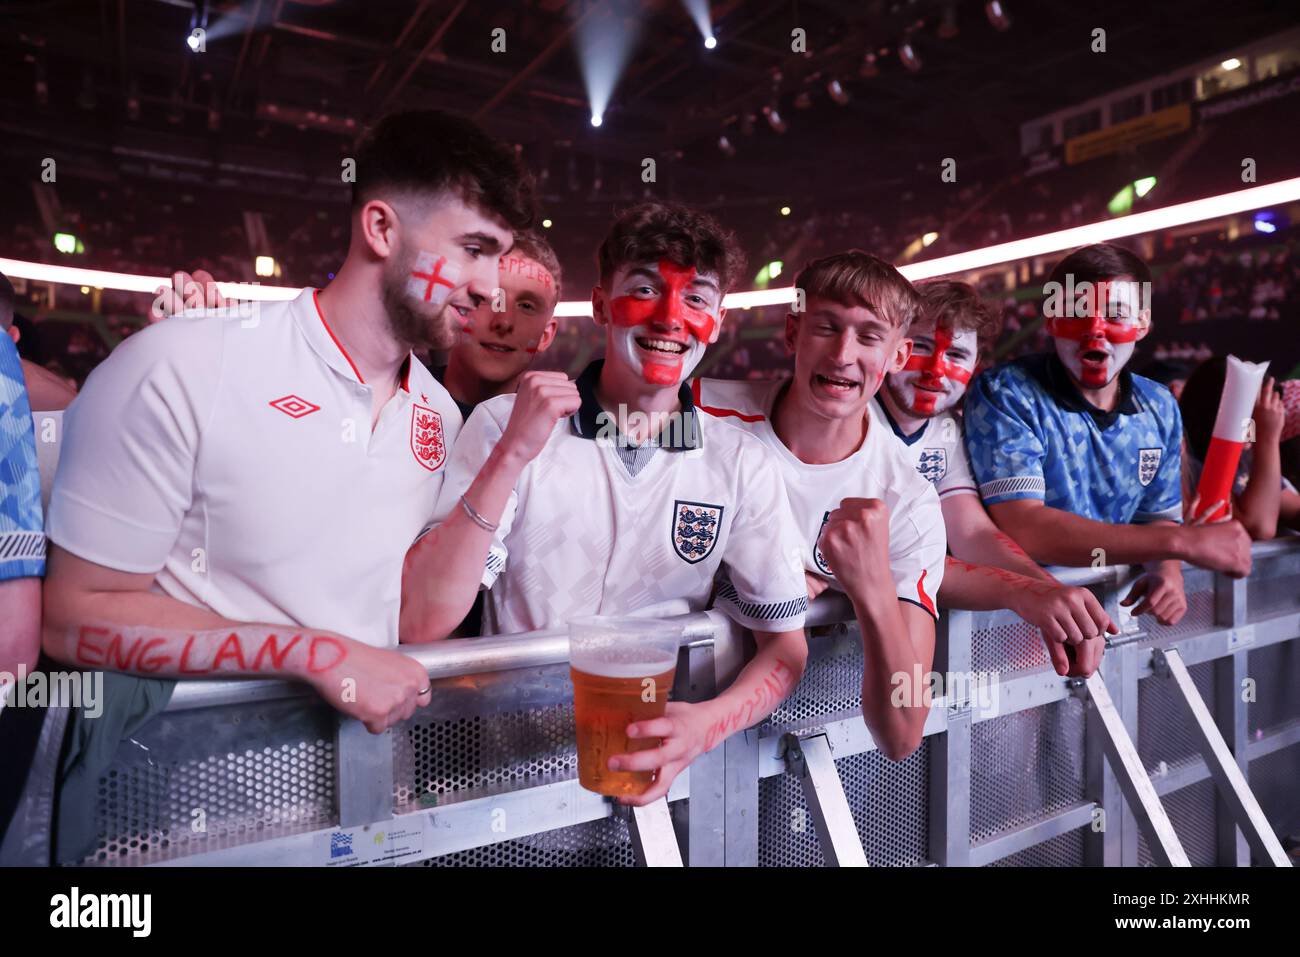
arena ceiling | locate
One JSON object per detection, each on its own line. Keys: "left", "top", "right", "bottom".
{"left": 0, "top": 0, "right": 1295, "bottom": 222}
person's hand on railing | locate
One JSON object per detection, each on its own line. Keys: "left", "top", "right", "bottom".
{"left": 1176, "top": 517, "right": 1252, "bottom": 577}
{"left": 149, "top": 269, "right": 228, "bottom": 323}
{"left": 605, "top": 701, "right": 716, "bottom": 807}
{"left": 1120, "top": 561, "right": 1188, "bottom": 626}
{"left": 1008, "top": 582, "right": 1114, "bottom": 677}
{"left": 305, "top": 640, "right": 433, "bottom": 734}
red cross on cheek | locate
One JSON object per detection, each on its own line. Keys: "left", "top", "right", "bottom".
{"left": 410, "top": 256, "right": 456, "bottom": 302}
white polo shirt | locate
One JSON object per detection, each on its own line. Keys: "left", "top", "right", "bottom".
{"left": 47, "top": 289, "right": 461, "bottom": 649}
{"left": 871, "top": 397, "right": 978, "bottom": 500}
{"left": 694, "top": 377, "right": 946, "bottom": 619}
{"left": 430, "top": 361, "right": 809, "bottom": 637}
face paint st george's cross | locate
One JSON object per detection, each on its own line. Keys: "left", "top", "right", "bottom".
{"left": 408, "top": 250, "right": 462, "bottom": 311}
{"left": 609, "top": 260, "right": 718, "bottom": 386}
{"left": 893, "top": 323, "right": 977, "bottom": 416}
{"left": 1047, "top": 280, "right": 1142, "bottom": 389}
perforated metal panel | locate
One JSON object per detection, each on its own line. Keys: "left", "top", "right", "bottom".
{"left": 970, "top": 697, "right": 1086, "bottom": 843}
{"left": 415, "top": 816, "right": 637, "bottom": 867}
{"left": 1248, "top": 744, "right": 1300, "bottom": 846}
{"left": 88, "top": 698, "right": 337, "bottom": 865}
{"left": 986, "top": 827, "right": 1086, "bottom": 867}
{"left": 1137, "top": 779, "right": 1217, "bottom": 866}
{"left": 1137, "top": 661, "right": 1215, "bottom": 774}
{"left": 393, "top": 702, "right": 578, "bottom": 811}
{"left": 758, "top": 740, "right": 930, "bottom": 866}
{"left": 972, "top": 619, "right": 1049, "bottom": 675}
{"left": 1247, "top": 641, "right": 1300, "bottom": 734}
{"left": 762, "top": 630, "right": 862, "bottom": 734}
{"left": 1247, "top": 552, "right": 1300, "bottom": 621}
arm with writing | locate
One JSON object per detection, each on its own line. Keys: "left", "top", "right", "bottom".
{"left": 42, "top": 546, "right": 430, "bottom": 733}
{"left": 939, "top": 494, "right": 1112, "bottom": 676}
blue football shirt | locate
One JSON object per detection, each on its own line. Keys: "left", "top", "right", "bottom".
{"left": 964, "top": 353, "right": 1183, "bottom": 525}
{"left": 0, "top": 336, "right": 46, "bottom": 581}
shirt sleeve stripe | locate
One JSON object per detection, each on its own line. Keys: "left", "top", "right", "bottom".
{"left": 979, "top": 476, "right": 1046, "bottom": 499}
{"left": 714, "top": 579, "right": 808, "bottom": 623}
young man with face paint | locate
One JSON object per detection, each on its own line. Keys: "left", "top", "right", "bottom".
{"left": 40, "top": 110, "right": 541, "bottom": 732}
{"left": 433, "top": 230, "right": 562, "bottom": 420}
{"left": 874, "top": 280, "right": 1112, "bottom": 676}
{"left": 402, "top": 202, "right": 811, "bottom": 804}
{"left": 692, "top": 251, "right": 947, "bottom": 759}
{"left": 965, "top": 243, "right": 1253, "bottom": 627}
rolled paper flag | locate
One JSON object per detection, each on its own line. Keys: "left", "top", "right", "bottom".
{"left": 1194, "top": 355, "right": 1270, "bottom": 521}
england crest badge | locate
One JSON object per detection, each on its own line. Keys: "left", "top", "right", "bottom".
{"left": 411, "top": 404, "right": 446, "bottom": 472}
{"left": 813, "top": 510, "right": 833, "bottom": 576}
{"left": 918, "top": 447, "right": 948, "bottom": 485}
{"left": 671, "top": 500, "right": 724, "bottom": 564}
{"left": 1137, "top": 447, "right": 1161, "bottom": 487}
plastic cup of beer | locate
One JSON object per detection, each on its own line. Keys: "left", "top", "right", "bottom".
{"left": 569, "top": 616, "right": 683, "bottom": 798}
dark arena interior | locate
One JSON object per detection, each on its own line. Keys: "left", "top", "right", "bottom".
{"left": 1, "top": 0, "right": 1299, "bottom": 914}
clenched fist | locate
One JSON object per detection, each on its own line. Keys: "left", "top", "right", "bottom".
{"left": 499, "top": 371, "right": 582, "bottom": 465}
{"left": 816, "top": 497, "right": 894, "bottom": 595}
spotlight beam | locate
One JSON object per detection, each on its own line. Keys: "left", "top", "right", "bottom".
{"left": 474, "top": 4, "right": 598, "bottom": 121}
{"left": 5, "top": 178, "right": 1298, "bottom": 317}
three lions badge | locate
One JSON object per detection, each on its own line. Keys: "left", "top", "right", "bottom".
{"left": 671, "top": 500, "right": 723, "bottom": 564}
{"left": 1138, "top": 448, "right": 1161, "bottom": 487}
{"left": 411, "top": 404, "right": 446, "bottom": 472}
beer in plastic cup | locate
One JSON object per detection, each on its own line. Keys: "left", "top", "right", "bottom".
{"left": 569, "top": 616, "right": 683, "bottom": 797}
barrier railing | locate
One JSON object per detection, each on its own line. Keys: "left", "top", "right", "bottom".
{"left": 67, "top": 539, "right": 1300, "bottom": 867}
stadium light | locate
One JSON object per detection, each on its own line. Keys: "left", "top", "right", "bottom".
{"left": 1134, "top": 176, "right": 1157, "bottom": 198}
{"left": 5, "top": 177, "right": 1299, "bottom": 317}
{"left": 53, "top": 232, "right": 78, "bottom": 254}
{"left": 1221, "top": 57, "right": 1241, "bottom": 71}
{"left": 922, "top": 231, "right": 939, "bottom": 247}
{"left": 590, "top": 114, "right": 603, "bottom": 128}
{"left": 705, "top": 36, "right": 717, "bottom": 50}
{"left": 254, "top": 256, "right": 277, "bottom": 277}
{"left": 542, "top": 218, "right": 553, "bottom": 229}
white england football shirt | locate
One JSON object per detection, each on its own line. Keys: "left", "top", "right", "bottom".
{"left": 431, "top": 361, "right": 809, "bottom": 637}
{"left": 694, "top": 377, "right": 946, "bottom": 618}
{"left": 47, "top": 289, "right": 461, "bottom": 649}
{"left": 871, "top": 397, "right": 978, "bottom": 500}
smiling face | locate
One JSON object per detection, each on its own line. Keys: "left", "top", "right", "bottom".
{"left": 787, "top": 296, "right": 910, "bottom": 421}
{"left": 594, "top": 258, "right": 723, "bottom": 387}
{"left": 886, "top": 313, "right": 977, "bottom": 418}
{"left": 451, "top": 252, "right": 558, "bottom": 384}
{"left": 377, "top": 194, "right": 514, "bottom": 352}
{"left": 1046, "top": 278, "right": 1148, "bottom": 389}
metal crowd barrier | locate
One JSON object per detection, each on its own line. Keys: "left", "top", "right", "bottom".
{"left": 70, "top": 539, "right": 1300, "bottom": 867}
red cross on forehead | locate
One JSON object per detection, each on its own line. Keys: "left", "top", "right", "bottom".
{"left": 658, "top": 259, "right": 697, "bottom": 285}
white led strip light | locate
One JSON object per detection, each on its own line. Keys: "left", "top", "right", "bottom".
{"left": 3, "top": 176, "right": 1297, "bottom": 319}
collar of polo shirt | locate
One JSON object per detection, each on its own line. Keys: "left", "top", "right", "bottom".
{"left": 1034, "top": 352, "right": 1140, "bottom": 430}
{"left": 302, "top": 289, "right": 417, "bottom": 393}
{"left": 568, "top": 360, "right": 703, "bottom": 450}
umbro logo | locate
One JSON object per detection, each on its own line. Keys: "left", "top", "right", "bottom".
{"left": 268, "top": 394, "right": 321, "bottom": 419}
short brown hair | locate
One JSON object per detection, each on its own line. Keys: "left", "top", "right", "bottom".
{"left": 915, "top": 279, "right": 1001, "bottom": 344}
{"left": 352, "top": 110, "right": 537, "bottom": 232}
{"left": 597, "top": 201, "right": 746, "bottom": 293}
{"left": 793, "top": 250, "right": 919, "bottom": 330}
{"left": 508, "top": 230, "right": 562, "bottom": 305}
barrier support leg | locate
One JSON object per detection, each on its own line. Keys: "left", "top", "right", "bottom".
{"left": 1081, "top": 674, "right": 1189, "bottom": 866}
{"left": 1213, "top": 573, "right": 1252, "bottom": 866}
{"left": 929, "top": 609, "right": 971, "bottom": 866}
{"left": 780, "top": 733, "right": 868, "bottom": 867}
{"left": 628, "top": 798, "right": 684, "bottom": 867}
{"left": 1154, "top": 648, "right": 1289, "bottom": 866}
{"left": 335, "top": 718, "right": 394, "bottom": 828}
